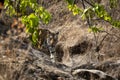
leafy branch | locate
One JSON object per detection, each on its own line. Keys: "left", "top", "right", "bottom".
{"left": 4, "top": 0, "right": 51, "bottom": 45}
{"left": 65, "top": 0, "right": 120, "bottom": 52}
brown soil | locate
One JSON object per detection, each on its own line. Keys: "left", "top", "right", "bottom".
{"left": 0, "top": 0, "right": 120, "bottom": 80}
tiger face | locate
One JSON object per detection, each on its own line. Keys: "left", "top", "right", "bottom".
{"left": 37, "top": 28, "right": 59, "bottom": 56}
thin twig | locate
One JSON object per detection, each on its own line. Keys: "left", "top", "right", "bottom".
{"left": 81, "top": 0, "right": 98, "bottom": 52}
{"left": 81, "top": 0, "right": 91, "bottom": 27}
{"left": 100, "top": 30, "right": 120, "bottom": 39}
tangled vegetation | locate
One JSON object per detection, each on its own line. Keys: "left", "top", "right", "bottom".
{"left": 3, "top": 0, "right": 120, "bottom": 45}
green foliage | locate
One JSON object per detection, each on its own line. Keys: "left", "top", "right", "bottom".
{"left": 81, "top": 7, "right": 94, "bottom": 20}
{"left": 111, "top": 20, "right": 120, "bottom": 28}
{"left": 3, "top": 0, "right": 120, "bottom": 45}
{"left": 93, "top": 4, "right": 112, "bottom": 22}
{"left": 109, "top": 0, "right": 118, "bottom": 8}
{"left": 4, "top": 0, "right": 16, "bottom": 16}
{"left": 4, "top": 0, "right": 51, "bottom": 45}
{"left": 66, "top": 0, "right": 82, "bottom": 15}
{"left": 80, "top": 4, "right": 112, "bottom": 22}
{"left": 66, "top": 0, "right": 120, "bottom": 31}
{"left": 20, "top": 0, "right": 38, "bottom": 14}
{"left": 21, "top": 6, "right": 51, "bottom": 45}
{"left": 22, "top": 14, "right": 39, "bottom": 45}
{"left": 65, "top": 0, "right": 74, "bottom": 5}
{"left": 37, "top": 7, "right": 51, "bottom": 24}
{"left": 68, "top": 4, "right": 82, "bottom": 15}
{"left": 93, "top": 3, "right": 120, "bottom": 28}
{"left": 88, "top": 26, "right": 103, "bottom": 33}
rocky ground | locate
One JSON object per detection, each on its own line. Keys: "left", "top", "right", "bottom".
{"left": 0, "top": 0, "right": 120, "bottom": 80}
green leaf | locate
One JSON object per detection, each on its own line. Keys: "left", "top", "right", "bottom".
{"left": 66, "top": 0, "right": 74, "bottom": 5}
{"left": 109, "top": 0, "right": 118, "bottom": 8}
{"left": 28, "top": 13, "right": 39, "bottom": 27}
{"left": 32, "top": 30, "right": 39, "bottom": 43}
{"left": 39, "top": 11, "right": 51, "bottom": 24}
{"left": 81, "top": 7, "right": 92, "bottom": 20}
{"left": 93, "top": 4, "right": 112, "bottom": 22}
{"left": 89, "top": 26, "right": 103, "bottom": 33}
{"left": 111, "top": 20, "right": 120, "bottom": 28}
{"left": 68, "top": 4, "right": 82, "bottom": 16}
{"left": 104, "top": 16, "right": 112, "bottom": 21}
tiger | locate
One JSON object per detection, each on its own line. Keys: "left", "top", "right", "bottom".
{"left": 36, "top": 28, "right": 59, "bottom": 62}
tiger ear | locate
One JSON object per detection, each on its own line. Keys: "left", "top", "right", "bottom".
{"left": 55, "top": 32, "right": 59, "bottom": 35}
{"left": 54, "top": 32, "right": 59, "bottom": 40}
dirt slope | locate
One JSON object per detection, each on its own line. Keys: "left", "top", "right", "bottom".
{"left": 0, "top": 0, "right": 120, "bottom": 80}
